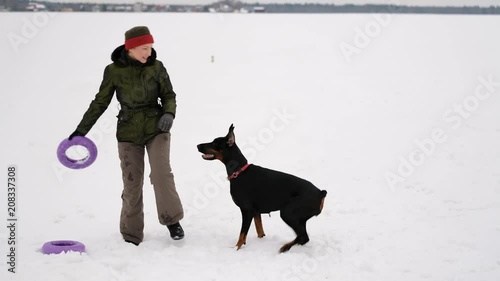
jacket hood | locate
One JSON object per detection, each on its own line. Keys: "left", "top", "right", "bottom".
{"left": 111, "top": 44, "right": 157, "bottom": 67}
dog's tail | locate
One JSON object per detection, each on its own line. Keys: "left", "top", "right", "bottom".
{"left": 317, "top": 190, "right": 327, "bottom": 215}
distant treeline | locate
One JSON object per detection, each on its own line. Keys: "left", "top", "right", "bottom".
{"left": 3, "top": 0, "right": 500, "bottom": 14}
{"left": 258, "top": 4, "right": 500, "bottom": 14}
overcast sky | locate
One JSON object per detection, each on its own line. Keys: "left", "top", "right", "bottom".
{"left": 43, "top": 0, "right": 500, "bottom": 7}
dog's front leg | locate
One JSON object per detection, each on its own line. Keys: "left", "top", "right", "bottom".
{"left": 254, "top": 214, "right": 265, "bottom": 238}
{"left": 236, "top": 209, "right": 254, "bottom": 250}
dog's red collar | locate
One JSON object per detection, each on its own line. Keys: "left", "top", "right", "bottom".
{"left": 227, "top": 163, "right": 250, "bottom": 180}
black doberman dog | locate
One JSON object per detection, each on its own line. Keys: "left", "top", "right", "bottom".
{"left": 197, "top": 124, "right": 327, "bottom": 253}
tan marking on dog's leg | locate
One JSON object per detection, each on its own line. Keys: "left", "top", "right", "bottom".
{"left": 279, "top": 239, "right": 297, "bottom": 253}
{"left": 236, "top": 233, "right": 247, "bottom": 250}
{"left": 319, "top": 197, "right": 326, "bottom": 214}
{"left": 253, "top": 214, "right": 265, "bottom": 238}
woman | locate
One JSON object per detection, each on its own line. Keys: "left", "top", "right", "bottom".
{"left": 69, "top": 26, "right": 184, "bottom": 246}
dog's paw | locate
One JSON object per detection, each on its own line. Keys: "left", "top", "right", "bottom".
{"left": 235, "top": 234, "right": 247, "bottom": 250}
{"left": 279, "top": 241, "right": 296, "bottom": 253}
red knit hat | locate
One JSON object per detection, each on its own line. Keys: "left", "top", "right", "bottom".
{"left": 125, "top": 26, "right": 154, "bottom": 50}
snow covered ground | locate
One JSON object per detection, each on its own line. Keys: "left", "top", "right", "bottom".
{"left": 1, "top": 12, "right": 500, "bottom": 281}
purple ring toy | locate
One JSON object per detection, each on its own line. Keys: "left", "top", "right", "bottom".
{"left": 42, "top": 240, "right": 86, "bottom": 254}
{"left": 57, "top": 136, "right": 97, "bottom": 169}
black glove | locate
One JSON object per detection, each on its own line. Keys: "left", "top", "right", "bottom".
{"left": 69, "top": 130, "right": 85, "bottom": 140}
{"left": 157, "top": 113, "right": 174, "bottom": 132}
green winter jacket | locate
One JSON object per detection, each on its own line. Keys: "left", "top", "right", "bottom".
{"left": 76, "top": 45, "right": 176, "bottom": 145}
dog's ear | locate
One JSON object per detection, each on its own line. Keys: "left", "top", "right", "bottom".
{"left": 227, "top": 124, "right": 235, "bottom": 147}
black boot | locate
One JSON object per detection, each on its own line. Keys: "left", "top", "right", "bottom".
{"left": 167, "top": 222, "right": 184, "bottom": 240}
{"left": 124, "top": 239, "right": 140, "bottom": 246}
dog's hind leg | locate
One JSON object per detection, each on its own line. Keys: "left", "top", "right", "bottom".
{"left": 254, "top": 214, "right": 265, "bottom": 238}
{"left": 278, "top": 220, "right": 309, "bottom": 253}
{"left": 279, "top": 207, "right": 310, "bottom": 253}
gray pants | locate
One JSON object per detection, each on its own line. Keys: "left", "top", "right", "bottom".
{"left": 118, "top": 133, "right": 184, "bottom": 244}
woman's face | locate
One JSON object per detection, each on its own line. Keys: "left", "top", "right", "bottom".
{"left": 128, "top": 43, "right": 153, "bottom": 63}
